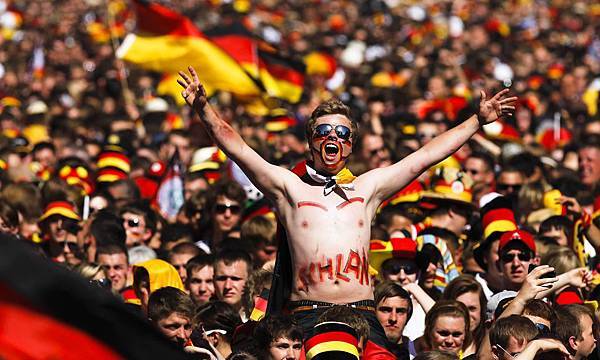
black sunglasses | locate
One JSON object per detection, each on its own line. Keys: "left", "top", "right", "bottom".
{"left": 496, "top": 183, "right": 522, "bottom": 192}
{"left": 90, "top": 278, "right": 111, "bottom": 290}
{"left": 369, "top": 147, "right": 386, "bottom": 157}
{"left": 313, "top": 124, "right": 352, "bottom": 141}
{"left": 500, "top": 251, "right": 532, "bottom": 263}
{"left": 535, "top": 322, "right": 551, "bottom": 335}
{"left": 214, "top": 204, "right": 242, "bottom": 215}
{"left": 382, "top": 261, "right": 417, "bottom": 275}
{"left": 56, "top": 241, "right": 79, "bottom": 251}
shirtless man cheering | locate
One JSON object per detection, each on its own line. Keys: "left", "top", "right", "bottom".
{"left": 178, "top": 66, "right": 516, "bottom": 358}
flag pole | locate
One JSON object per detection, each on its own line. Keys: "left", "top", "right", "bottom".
{"left": 106, "top": 0, "right": 135, "bottom": 110}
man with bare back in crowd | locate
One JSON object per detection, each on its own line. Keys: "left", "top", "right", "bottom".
{"left": 178, "top": 66, "right": 516, "bottom": 358}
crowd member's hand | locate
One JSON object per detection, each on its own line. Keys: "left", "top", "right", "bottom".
{"left": 567, "top": 267, "right": 592, "bottom": 288}
{"left": 559, "top": 196, "right": 582, "bottom": 217}
{"left": 516, "top": 265, "right": 558, "bottom": 303}
{"left": 477, "top": 89, "right": 517, "bottom": 125}
{"left": 513, "top": 338, "right": 573, "bottom": 360}
{"left": 178, "top": 66, "right": 208, "bottom": 113}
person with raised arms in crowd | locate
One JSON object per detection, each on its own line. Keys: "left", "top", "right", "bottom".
{"left": 178, "top": 65, "right": 517, "bottom": 357}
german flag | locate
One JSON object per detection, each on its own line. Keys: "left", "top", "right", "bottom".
{"left": 117, "top": 0, "right": 260, "bottom": 97}
{"left": 0, "top": 236, "right": 193, "bottom": 360}
{"left": 249, "top": 288, "right": 269, "bottom": 321}
{"left": 206, "top": 21, "right": 305, "bottom": 103}
{"left": 304, "top": 321, "right": 360, "bottom": 360}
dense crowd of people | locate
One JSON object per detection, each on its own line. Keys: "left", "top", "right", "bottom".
{"left": 0, "top": 0, "right": 600, "bottom": 359}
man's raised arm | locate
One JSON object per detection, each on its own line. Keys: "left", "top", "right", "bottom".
{"left": 364, "top": 88, "right": 517, "bottom": 204}
{"left": 178, "top": 66, "right": 292, "bottom": 201}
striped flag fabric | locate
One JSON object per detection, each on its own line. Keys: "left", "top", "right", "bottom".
{"left": 117, "top": 0, "right": 260, "bottom": 97}
{"left": 0, "top": 236, "right": 193, "bottom": 359}
{"left": 304, "top": 321, "right": 360, "bottom": 360}
{"left": 249, "top": 288, "right": 270, "bottom": 321}
{"left": 205, "top": 21, "right": 305, "bottom": 103}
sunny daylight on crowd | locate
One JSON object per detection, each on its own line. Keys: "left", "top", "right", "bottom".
{"left": 0, "top": 0, "right": 599, "bottom": 359}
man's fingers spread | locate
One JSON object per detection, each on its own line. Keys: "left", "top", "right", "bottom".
{"left": 503, "top": 106, "right": 516, "bottom": 111}
{"left": 480, "top": 90, "right": 486, "bottom": 104}
{"left": 189, "top": 66, "right": 200, "bottom": 83}
{"left": 500, "top": 96, "right": 518, "bottom": 103}
{"left": 177, "top": 79, "right": 188, "bottom": 89}
{"left": 179, "top": 71, "right": 192, "bottom": 84}
{"left": 492, "top": 88, "right": 509, "bottom": 100}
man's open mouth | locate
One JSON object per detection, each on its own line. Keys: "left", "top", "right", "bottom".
{"left": 324, "top": 143, "right": 339, "bottom": 155}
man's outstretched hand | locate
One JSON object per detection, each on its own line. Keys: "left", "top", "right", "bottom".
{"left": 478, "top": 88, "right": 517, "bottom": 125}
{"left": 178, "top": 66, "right": 208, "bottom": 113}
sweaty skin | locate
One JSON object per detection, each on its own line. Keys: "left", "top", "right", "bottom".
{"left": 178, "top": 66, "right": 516, "bottom": 304}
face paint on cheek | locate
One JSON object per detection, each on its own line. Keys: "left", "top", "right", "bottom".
{"left": 341, "top": 140, "right": 353, "bottom": 158}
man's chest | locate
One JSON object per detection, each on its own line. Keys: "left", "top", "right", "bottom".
{"left": 285, "top": 183, "right": 371, "bottom": 218}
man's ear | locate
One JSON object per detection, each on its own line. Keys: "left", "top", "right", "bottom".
{"left": 569, "top": 335, "right": 578, "bottom": 353}
{"left": 490, "top": 345, "right": 500, "bottom": 360}
{"left": 208, "top": 333, "right": 219, "bottom": 346}
{"left": 532, "top": 256, "right": 540, "bottom": 265}
{"left": 143, "top": 229, "right": 152, "bottom": 242}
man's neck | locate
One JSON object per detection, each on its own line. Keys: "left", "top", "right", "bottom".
{"left": 309, "top": 159, "right": 345, "bottom": 176}
{"left": 216, "top": 342, "right": 232, "bottom": 358}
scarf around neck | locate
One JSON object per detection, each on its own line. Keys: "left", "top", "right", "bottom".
{"left": 292, "top": 160, "right": 356, "bottom": 195}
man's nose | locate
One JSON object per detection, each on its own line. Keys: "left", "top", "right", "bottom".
{"left": 389, "top": 310, "right": 398, "bottom": 324}
{"left": 399, "top": 269, "right": 407, "bottom": 279}
{"left": 175, "top": 326, "right": 186, "bottom": 340}
{"left": 285, "top": 348, "right": 295, "bottom": 359}
{"left": 224, "top": 278, "right": 233, "bottom": 289}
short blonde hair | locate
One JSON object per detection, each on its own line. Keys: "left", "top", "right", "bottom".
{"left": 541, "top": 247, "right": 581, "bottom": 275}
{"left": 74, "top": 262, "right": 103, "bottom": 280}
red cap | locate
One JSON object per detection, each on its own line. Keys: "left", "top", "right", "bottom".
{"left": 555, "top": 289, "right": 584, "bottom": 305}
{"left": 498, "top": 230, "right": 536, "bottom": 254}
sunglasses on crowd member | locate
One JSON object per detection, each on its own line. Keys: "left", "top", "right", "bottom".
{"left": 313, "top": 124, "right": 352, "bottom": 141}
{"left": 535, "top": 323, "right": 551, "bottom": 335}
{"left": 496, "top": 183, "right": 522, "bottom": 192}
{"left": 496, "top": 343, "right": 519, "bottom": 358}
{"left": 369, "top": 147, "right": 386, "bottom": 157}
{"left": 500, "top": 251, "right": 532, "bottom": 263}
{"left": 214, "top": 203, "right": 242, "bottom": 215}
{"left": 382, "top": 260, "right": 418, "bottom": 275}
{"left": 56, "top": 241, "right": 79, "bottom": 251}
{"left": 124, "top": 217, "right": 141, "bottom": 228}
{"left": 89, "top": 278, "right": 111, "bottom": 290}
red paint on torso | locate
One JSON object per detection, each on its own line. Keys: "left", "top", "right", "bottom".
{"left": 336, "top": 197, "right": 365, "bottom": 210}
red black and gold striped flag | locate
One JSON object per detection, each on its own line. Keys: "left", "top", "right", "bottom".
{"left": 117, "top": 0, "right": 260, "bottom": 97}
{"left": 304, "top": 321, "right": 360, "bottom": 360}
{"left": 249, "top": 288, "right": 270, "bottom": 321}
{"left": 206, "top": 21, "right": 305, "bottom": 103}
{"left": 0, "top": 236, "right": 193, "bottom": 359}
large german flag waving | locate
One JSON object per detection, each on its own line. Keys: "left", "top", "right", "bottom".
{"left": 117, "top": 0, "right": 260, "bottom": 97}
{"left": 205, "top": 21, "right": 305, "bottom": 103}
{"left": 0, "top": 236, "right": 193, "bottom": 359}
